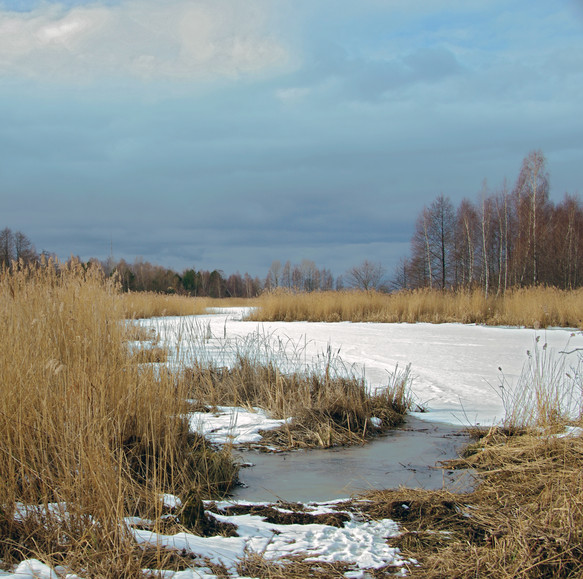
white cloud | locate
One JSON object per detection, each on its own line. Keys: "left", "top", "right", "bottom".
{"left": 0, "top": 0, "right": 291, "bottom": 81}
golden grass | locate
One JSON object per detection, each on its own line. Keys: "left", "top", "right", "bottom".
{"left": 0, "top": 261, "right": 237, "bottom": 574}
{"left": 249, "top": 287, "right": 583, "bottom": 328}
{"left": 120, "top": 292, "right": 257, "bottom": 319}
{"left": 357, "top": 343, "right": 583, "bottom": 578}
{"left": 182, "top": 356, "right": 412, "bottom": 449}
{"left": 120, "top": 291, "right": 208, "bottom": 318}
{"left": 361, "top": 428, "right": 583, "bottom": 578}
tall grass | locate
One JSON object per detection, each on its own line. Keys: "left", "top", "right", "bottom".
{"left": 249, "top": 287, "right": 583, "bottom": 328}
{"left": 120, "top": 291, "right": 208, "bottom": 319}
{"left": 497, "top": 337, "right": 583, "bottom": 431}
{"left": 0, "top": 261, "right": 236, "bottom": 575}
{"left": 120, "top": 292, "right": 257, "bottom": 319}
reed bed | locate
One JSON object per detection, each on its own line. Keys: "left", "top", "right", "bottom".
{"left": 120, "top": 292, "right": 257, "bottom": 320}
{"left": 249, "top": 287, "right": 583, "bottom": 328}
{"left": 120, "top": 291, "right": 208, "bottom": 319}
{"left": 0, "top": 262, "right": 236, "bottom": 575}
{"left": 360, "top": 428, "right": 583, "bottom": 578}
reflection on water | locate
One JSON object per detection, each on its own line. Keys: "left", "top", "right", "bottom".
{"left": 232, "top": 417, "right": 472, "bottom": 503}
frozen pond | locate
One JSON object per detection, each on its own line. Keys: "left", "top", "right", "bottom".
{"left": 233, "top": 417, "right": 472, "bottom": 502}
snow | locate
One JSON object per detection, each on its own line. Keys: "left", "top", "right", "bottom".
{"left": 188, "top": 406, "right": 291, "bottom": 445}
{"left": 142, "top": 308, "right": 583, "bottom": 426}
{"left": 130, "top": 499, "right": 405, "bottom": 575}
{"left": 3, "top": 500, "right": 406, "bottom": 578}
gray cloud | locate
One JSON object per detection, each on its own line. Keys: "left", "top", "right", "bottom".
{"left": 1, "top": 0, "right": 582, "bottom": 280}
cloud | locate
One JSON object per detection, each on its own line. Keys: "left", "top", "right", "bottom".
{"left": 0, "top": 0, "right": 291, "bottom": 81}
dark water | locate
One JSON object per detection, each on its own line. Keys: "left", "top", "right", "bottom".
{"left": 231, "top": 417, "right": 472, "bottom": 503}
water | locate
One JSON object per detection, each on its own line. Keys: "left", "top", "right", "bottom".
{"left": 231, "top": 417, "right": 472, "bottom": 503}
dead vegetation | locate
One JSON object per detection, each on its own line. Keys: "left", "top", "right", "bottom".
{"left": 250, "top": 287, "right": 583, "bottom": 328}
{"left": 356, "top": 426, "right": 583, "bottom": 578}
{"left": 120, "top": 291, "right": 256, "bottom": 319}
{"left": 0, "top": 260, "right": 238, "bottom": 575}
{"left": 181, "top": 356, "right": 413, "bottom": 449}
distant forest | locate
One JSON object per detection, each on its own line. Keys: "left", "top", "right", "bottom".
{"left": 3, "top": 150, "right": 582, "bottom": 297}
{"left": 395, "top": 150, "right": 583, "bottom": 295}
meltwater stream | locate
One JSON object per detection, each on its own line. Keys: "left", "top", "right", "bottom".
{"left": 231, "top": 417, "right": 472, "bottom": 503}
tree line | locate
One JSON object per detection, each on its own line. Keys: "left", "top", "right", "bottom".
{"left": 5, "top": 149, "right": 580, "bottom": 296}
{"left": 394, "top": 150, "right": 583, "bottom": 295}
{"left": 100, "top": 257, "right": 340, "bottom": 297}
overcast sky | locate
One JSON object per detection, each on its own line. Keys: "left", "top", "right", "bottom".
{"left": 1, "top": 1, "right": 582, "bottom": 278}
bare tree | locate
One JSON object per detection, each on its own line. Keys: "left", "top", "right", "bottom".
{"left": 511, "top": 150, "right": 550, "bottom": 285}
{"left": 346, "top": 260, "right": 387, "bottom": 291}
{"left": 14, "top": 231, "right": 37, "bottom": 263}
{"left": 0, "top": 228, "right": 15, "bottom": 267}
{"left": 281, "top": 261, "right": 292, "bottom": 289}
{"left": 265, "top": 260, "right": 282, "bottom": 290}
{"left": 390, "top": 257, "right": 411, "bottom": 291}
{"left": 455, "top": 199, "right": 479, "bottom": 289}
{"left": 410, "top": 195, "right": 456, "bottom": 289}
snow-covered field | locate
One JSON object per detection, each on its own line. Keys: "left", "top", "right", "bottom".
{"left": 5, "top": 310, "right": 582, "bottom": 578}
{"left": 147, "top": 308, "right": 583, "bottom": 427}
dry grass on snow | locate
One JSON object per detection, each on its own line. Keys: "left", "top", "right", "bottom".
{"left": 250, "top": 287, "right": 583, "bottom": 328}
{"left": 182, "top": 356, "right": 412, "bottom": 449}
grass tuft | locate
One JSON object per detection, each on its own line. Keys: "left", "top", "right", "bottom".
{"left": 182, "top": 355, "right": 412, "bottom": 449}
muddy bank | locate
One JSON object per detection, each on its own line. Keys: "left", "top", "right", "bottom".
{"left": 232, "top": 417, "right": 472, "bottom": 502}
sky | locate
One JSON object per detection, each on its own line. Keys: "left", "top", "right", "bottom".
{"left": 1, "top": 0, "right": 582, "bottom": 279}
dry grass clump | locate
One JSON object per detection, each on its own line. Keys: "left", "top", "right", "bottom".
{"left": 182, "top": 357, "right": 412, "bottom": 449}
{"left": 250, "top": 287, "right": 583, "bottom": 328}
{"left": 373, "top": 429, "right": 583, "bottom": 578}
{"left": 0, "top": 261, "right": 237, "bottom": 575}
{"left": 238, "top": 554, "right": 351, "bottom": 578}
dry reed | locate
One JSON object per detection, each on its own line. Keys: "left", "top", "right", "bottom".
{"left": 181, "top": 356, "right": 412, "bottom": 449}
{"left": 358, "top": 344, "right": 583, "bottom": 578}
{"left": 0, "top": 261, "right": 237, "bottom": 575}
{"left": 249, "top": 287, "right": 583, "bottom": 328}
{"left": 366, "top": 429, "right": 583, "bottom": 578}
{"left": 120, "top": 292, "right": 257, "bottom": 320}
{"left": 120, "top": 291, "right": 208, "bottom": 319}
